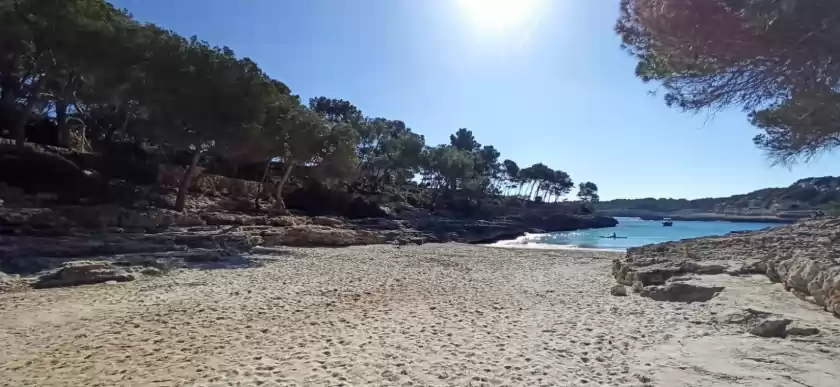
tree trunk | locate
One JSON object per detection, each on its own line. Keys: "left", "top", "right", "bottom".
{"left": 175, "top": 150, "right": 201, "bottom": 212}
{"left": 0, "top": 74, "right": 17, "bottom": 118}
{"left": 13, "top": 96, "right": 38, "bottom": 151}
{"left": 517, "top": 183, "right": 525, "bottom": 197}
{"left": 56, "top": 100, "right": 69, "bottom": 147}
{"left": 273, "top": 162, "right": 295, "bottom": 209}
{"left": 528, "top": 181, "right": 537, "bottom": 200}
{"left": 254, "top": 158, "right": 273, "bottom": 210}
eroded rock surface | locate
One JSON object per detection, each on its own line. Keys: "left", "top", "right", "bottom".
{"left": 639, "top": 283, "right": 725, "bottom": 303}
{"left": 33, "top": 261, "right": 134, "bottom": 289}
{"left": 1, "top": 201, "right": 617, "bottom": 290}
{"left": 612, "top": 218, "right": 840, "bottom": 316}
{"left": 610, "top": 284, "right": 628, "bottom": 296}
{"left": 261, "top": 226, "right": 386, "bottom": 247}
{"left": 749, "top": 318, "right": 793, "bottom": 338}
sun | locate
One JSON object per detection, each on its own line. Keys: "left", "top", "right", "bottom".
{"left": 456, "top": 0, "right": 545, "bottom": 35}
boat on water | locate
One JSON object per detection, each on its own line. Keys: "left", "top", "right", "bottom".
{"left": 662, "top": 217, "right": 673, "bottom": 227}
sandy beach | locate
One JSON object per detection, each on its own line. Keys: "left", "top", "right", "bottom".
{"left": 2, "top": 244, "right": 839, "bottom": 387}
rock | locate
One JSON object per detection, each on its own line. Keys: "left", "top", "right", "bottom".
{"left": 352, "top": 217, "right": 404, "bottom": 230}
{"left": 203, "top": 212, "right": 245, "bottom": 226}
{"left": 404, "top": 211, "right": 617, "bottom": 244}
{"left": 140, "top": 267, "right": 163, "bottom": 276}
{"left": 786, "top": 326, "right": 819, "bottom": 336}
{"left": 640, "top": 283, "right": 725, "bottom": 303}
{"left": 0, "top": 272, "right": 11, "bottom": 292}
{"left": 610, "top": 285, "right": 628, "bottom": 296}
{"left": 261, "top": 225, "right": 387, "bottom": 247}
{"left": 283, "top": 180, "right": 391, "bottom": 219}
{"left": 33, "top": 261, "right": 134, "bottom": 289}
{"left": 271, "top": 216, "right": 301, "bottom": 227}
{"left": 313, "top": 216, "right": 343, "bottom": 227}
{"left": 217, "top": 197, "right": 256, "bottom": 212}
{"left": 181, "top": 250, "right": 224, "bottom": 263}
{"left": 631, "top": 281, "right": 644, "bottom": 293}
{"left": 611, "top": 218, "right": 840, "bottom": 316}
{"left": 749, "top": 318, "right": 792, "bottom": 338}
{"left": 715, "top": 308, "right": 773, "bottom": 325}
{"left": 0, "top": 146, "right": 96, "bottom": 200}
{"left": 0, "top": 207, "right": 71, "bottom": 231}
{"left": 829, "top": 286, "right": 840, "bottom": 316}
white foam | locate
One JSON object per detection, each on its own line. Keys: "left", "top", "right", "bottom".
{"left": 488, "top": 233, "right": 624, "bottom": 252}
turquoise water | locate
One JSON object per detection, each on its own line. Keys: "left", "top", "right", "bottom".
{"left": 493, "top": 217, "right": 780, "bottom": 251}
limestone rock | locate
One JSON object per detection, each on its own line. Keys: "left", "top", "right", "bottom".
{"left": 0, "top": 207, "right": 71, "bottom": 231}
{"left": 202, "top": 212, "right": 268, "bottom": 226}
{"left": 610, "top": 285, "right": 628, "bottom": 296}
{"left": 313, "top": 216, "right": 343, "bottom": 227}
{"left": 140, "top": 267, "right": 163, "bottom": 276}
{"left": 714, "top": 308, "right": 773, "bottom": 325}
{"left": 352, "top": 218, "right": 404, "bottom": 230}
{"left": 749, "top": 318, "right": 792, "bottom": 338}
{"left": 612, "top": 217, "right": 840, "bottom": 316}
{"left": 631, "top": 281, "right": 644, "bottom": 293}
{"left": 640, "top": 283, "right": 725, "bottom": 303}
{"left": 33, "top": 261, "right": 134, "bottom": 289}
{"left": 786, "top": 326, "right": 819, "bottom": 336}
{"left": 261, "top": 225, "right": 387, "bottom": 247}
{"left": 181, "top": 249, "right": 225, "bottom": 263}
{"left": 271, "top": 216, "right": 302, "bottom": 227}
{"left": 0, "top": 272, "right": 11, "bottom": 292}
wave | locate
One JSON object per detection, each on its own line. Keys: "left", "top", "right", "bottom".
{"left": 489, "top": 233, "right": 624, "bottom": 252}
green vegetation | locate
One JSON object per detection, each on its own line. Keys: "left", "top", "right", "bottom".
{"left": 597, "top": 176, "right": 840, "bottom": 214}
{"left": 616, "top": 0, "right": 840, "bottom": 164}
{"left": 0, "top": 0, "right": 596, "bottom": 212}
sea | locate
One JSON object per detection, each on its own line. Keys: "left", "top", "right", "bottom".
{"left": 492, "top": 217, "right": 781, "bottom": 251}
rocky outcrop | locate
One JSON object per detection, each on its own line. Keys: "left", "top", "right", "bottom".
{"left": 1, "top": 205, "right": 208, "bottom": 234}
{"left": 749, "top": 318, "right": 794, "bottom": 338}
{"left": 713, "top": 308, "right": 823, "bottom": 338}
{"left": 0, "top": 271, "right": 12, "bottom": 292}
{"left": 610, "top": 285, "right": 628, "bottom": 296}
{"left": 612, "top": 218, "right": 840, "bottom": 316}
{"left": 639, "top": 283, "right": 725, "bottom": 303}
{"left": 261, "top": 226, "right": 387, "bottom": 247}
{"left": 0, "top": 195, "right": 620, "bottom": 291}
{"left": 405, "top": 213, "right": 618, "bottom": 244}
{"left": 33, "top": 261, "right": 134, "bottom": 289}
{"left": 0, "top": 144, "right": 97, "bottom": 200}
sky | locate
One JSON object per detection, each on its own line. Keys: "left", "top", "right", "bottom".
{"left": 110, "top": 0, "right": 840, "bottom": 200}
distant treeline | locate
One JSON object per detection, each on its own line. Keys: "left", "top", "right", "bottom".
{"left": 597, "top": 176, "right": 840, "bottom": 213}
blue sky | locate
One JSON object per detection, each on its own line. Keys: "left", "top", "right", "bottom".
{"left": 111, "top": 0, "right": 840, "bottom": 200}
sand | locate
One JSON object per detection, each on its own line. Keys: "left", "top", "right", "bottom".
{"left": 1, "top": 244, "right": 838, "bottom": 386}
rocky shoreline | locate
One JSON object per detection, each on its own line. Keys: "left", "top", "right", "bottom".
{"left": 598, "top": 209, "right": 796, "bottom": 223}
{"left": 611, "top": 217, "right": 840, "bottom": 317}
{"left": 1, "top": 202, "right": 616, "bottom": 291}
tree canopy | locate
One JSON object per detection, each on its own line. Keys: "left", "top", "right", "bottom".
{"left": 0, "top": 0, "right": 598, "bottom": 211}
{"left": 616, "top": 0, "right": 840, "bottom": 163}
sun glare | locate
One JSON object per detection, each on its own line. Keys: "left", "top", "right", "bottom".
{"left": 457, "top": 0, "right": 545, "bottom": 35}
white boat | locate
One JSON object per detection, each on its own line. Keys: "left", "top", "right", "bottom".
{"left": 662, "top": 217, "right": 673, "bottom": 227}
